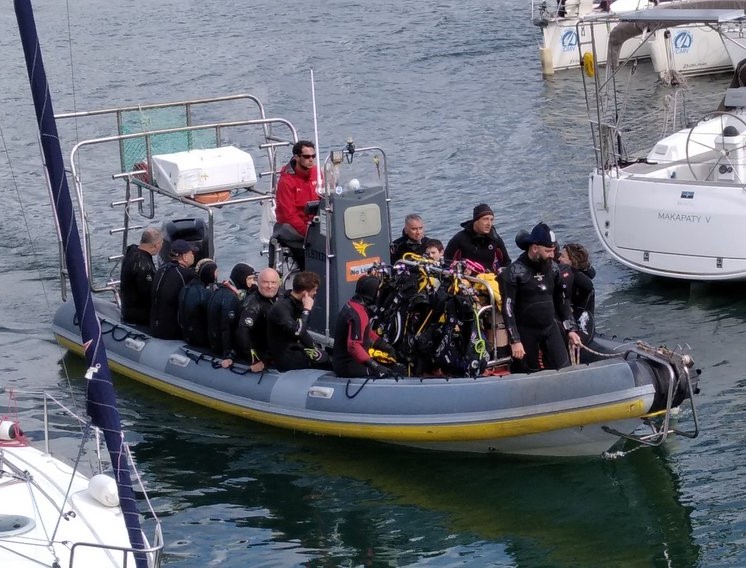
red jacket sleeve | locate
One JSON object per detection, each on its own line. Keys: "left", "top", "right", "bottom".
{"left": 275, "top": 175, "right": 308, "bottom": 236}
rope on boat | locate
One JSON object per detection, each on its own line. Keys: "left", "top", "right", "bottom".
{"left": 580, "top": 342, "right": 626, "bottom": 358}
{"left": 98, "top": 318, "right": 149, "bottom": 343}
{"left": 570, "top": 342, "right": 626, "bottom": 366}
{"left": 181, "top": 346, "right": 257, "bottom": 376}
{"left": 345, "top": 377, "right": 372, "bottom": 399}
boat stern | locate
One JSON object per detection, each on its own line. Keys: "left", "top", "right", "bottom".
{"left": 589, "top": 168, "right": 746, "bottom": 280}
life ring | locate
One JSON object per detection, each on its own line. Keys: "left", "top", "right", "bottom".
{"left": 191, "top": 191, "right": 231, "bottom": 204}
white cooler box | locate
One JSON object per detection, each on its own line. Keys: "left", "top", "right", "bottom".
{"left": 151, "top": 146, "right": 257, "bottom": 196}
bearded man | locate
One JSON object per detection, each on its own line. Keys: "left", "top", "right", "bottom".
{"left": 498, "top": 222, "right": 580, "bottom": 373}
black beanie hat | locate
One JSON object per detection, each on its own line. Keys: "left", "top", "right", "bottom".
{"left": 196, "top": 258, "right": 218, "bottom": 285}
{"left": 472, "top": 203, "right": 494, "bottom": 221}
{"left": 230, "top": 263, "right": 256, "bottom": 290}
{"left": 355, "top": 275, "right": 380, "bottom": 304}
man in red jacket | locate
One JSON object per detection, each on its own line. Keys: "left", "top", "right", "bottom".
{"left": 273, "top": 140, "right": 321, "bottom": 270}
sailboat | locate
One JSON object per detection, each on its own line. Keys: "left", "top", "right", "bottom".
{"left": 0, "top": 1, "right": 164, "bottom": 566}
{"left": 532, "top": 0, "right": 732, "bottom": 79}
{"left": 582, "top": 0, "right": 746, "bottom": 280}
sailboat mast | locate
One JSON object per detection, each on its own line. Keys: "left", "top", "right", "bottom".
{"left": 13, "top": 1, "right": 148, "bottom": 565}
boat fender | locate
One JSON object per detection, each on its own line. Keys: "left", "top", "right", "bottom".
{"left": 582, "top": 52, "right": 595, "bottom": 78}
{"left": 0, "top": 420, "right": 22, "bottom": 440}
{"left": 540, "top": 47, "right": 554, "bottom": 77}
{"left": 88, "top": 474, "right": 120, "bottom": 507}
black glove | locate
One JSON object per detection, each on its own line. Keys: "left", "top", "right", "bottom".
{"left": 373, "top": 338, "right": 395, "bottom": 355}
{"left": 366, "top": 359, "right": 391, "bottom": 378}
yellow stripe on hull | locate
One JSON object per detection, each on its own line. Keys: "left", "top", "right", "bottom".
{"left": 57, "top": 335, "right": 648, "bottom": 443}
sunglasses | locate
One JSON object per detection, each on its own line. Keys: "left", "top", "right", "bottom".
{"left": 300, "top": 153, "right": 316, "bottom": 159}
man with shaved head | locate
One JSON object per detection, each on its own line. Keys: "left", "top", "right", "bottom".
{"left": 120, "top": 227, "right": 163, "bottom": 325}
{"left": 236, "top": 268, "right": 281, "bottom": 372}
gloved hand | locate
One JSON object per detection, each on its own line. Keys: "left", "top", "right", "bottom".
{"left": 366, "top": 360, "right": 392, "bottom": 378}
{"left": 374, "top": 338, "right": 395, "bottom": 356}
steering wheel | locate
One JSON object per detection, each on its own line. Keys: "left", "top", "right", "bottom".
{"left": 685, "top": 111, "right": 746, "bottom": 183}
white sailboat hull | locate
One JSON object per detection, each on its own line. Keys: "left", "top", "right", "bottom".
{"left": 722, "top": 27, "right": 746, "bottom": 69}
{"left": 649, "top": 24, "right": 732, "bottom": 78}
{"left": 589, "top": 166, "right": 746, "bottom": 280}
{"left": 0, "top": 443, "right": 149, "bottom": 567}
{"left": 540, "top": 16, "right": 651, "bottom": 71}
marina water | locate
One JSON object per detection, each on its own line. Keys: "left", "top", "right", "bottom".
{"left": 0, "top": 0, "right": 744, "bottom": 565}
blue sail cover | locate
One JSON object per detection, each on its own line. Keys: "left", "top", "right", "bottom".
{"left": 14, "top": 1, "right": 148, "bottom": 566}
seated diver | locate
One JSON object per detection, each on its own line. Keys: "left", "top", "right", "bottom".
{"left": 333, "top": 275, "right": 402, "bottom": 378}
{"left": 236, "top": 267, "right": 281, "bottom": 373}
{"left": 178, "top": 258, "right": 218, "bottom": 348}
{"left": 206, "top": 263, "right": 257, "bottom": 368}
{"left": 266, "top": 271, "right": 329, "bottom": 371}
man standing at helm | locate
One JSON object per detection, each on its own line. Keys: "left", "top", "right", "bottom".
{"left": 498, "top": 222, "right": 581, "bottom": 373}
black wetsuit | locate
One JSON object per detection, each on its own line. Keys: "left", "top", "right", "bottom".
{"left": 266, "top": 291, "right": 318, "bottom": 371}
{"left": 236, "top": 291, "right": 276, "bottom": 364}
{"left": 150, "top": 261, "right": 195, "bottom": 339}
{"left": 499, "top": 252, "right": 575, "bottom": 372}
{"left": 558, "top": 264, "right": 596, "bottom": 344}
{"left": 389, "top": 231, "right": 434, "bottom": 263}
{"left": 178, "top": 280, "right": 212, "bottom": 347}
{"left": 206, "top": 283, "right": 243, "bottom": 359}
{"left": 444, "top": 221, "right": 511, "bottom": 272}
{"left": 120, "top": 245, "right": 156, "bottom": 325}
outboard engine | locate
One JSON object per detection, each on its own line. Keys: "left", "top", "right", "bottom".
{"left": 159, "top": 218, "right": 210, "bottom": 264}
{"left": 305, "top": 181, "right": 391, "bottom": 335}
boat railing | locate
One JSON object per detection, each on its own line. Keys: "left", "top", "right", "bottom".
{"left": 51, "top": 95, "right": 283, "bottom": 295}
{"left": 57, "top": 105, "right": 298, "bottom": 298}
{"left": 603, "top": 343, "right": 699, "bottom": 448}
{"left": 580, "top": 8, "right": 746, "bottom": 209}
{"left": 69, "top": 523, "right": 164, "bottom": 568}
{"left": 3, "top": 389, "right": 165, "bottom": 567}
{"left": 579, "top": 15, "right": 671, "bottom": 208}
{"left": 531, "top": 0, "right": 595, "bottom": 25}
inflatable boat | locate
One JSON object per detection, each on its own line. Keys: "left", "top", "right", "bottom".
{"left": 47, "top": 93, "right": 699, "bottom": 457}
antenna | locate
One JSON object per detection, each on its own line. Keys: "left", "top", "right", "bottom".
{"left": 310, "top": 68, "right": 324, "bottom": 194}
{"left": 310, "top": 69, "right": 331, "bottom": 337}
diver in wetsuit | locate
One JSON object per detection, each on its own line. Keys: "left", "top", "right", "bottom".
{"left": 120, "top": 227, "right": 162, "bottom": 325}
{"left": 206, "top": 263, "right": 257, "bottom": 368}
{"left": 558, "top": 243, "right": 596, "bottom": 345}
{"left": 150, "top": 239, "right": 197, "bottom": 339}
{"left": 266, "top": 271, "right": 328, "bottom": 371}
{"left": 236, "top": 268, "right": 281, "bottom": 373}
{"left": 178, "top": 258, "right": 218, "bottom": 348}
{"left": 498, "top": 223, "right": 581, "bottom": 373}
{"left": 333, "top": 275, "right": 399, "bottom": 378}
